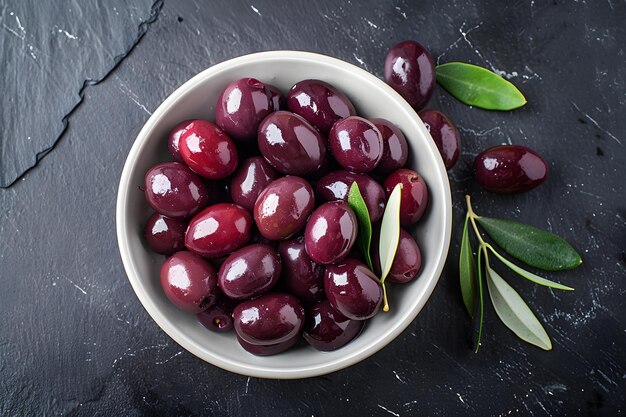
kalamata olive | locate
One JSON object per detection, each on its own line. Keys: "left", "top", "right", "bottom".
{"left": 196, "top": 295, "right": 238, "bottom": 332}
{"left": 418, "top": 109, "right": 461, "bottom": 170}
{"left": 144, "top": 162, "right": 209, "bottom": 218}
{"left": 315, "top": 170, "right": 386, "bottom": 222}
{"left": 266, "top": 83, "right": 286, "bottom": 111}
{"left": 287, "top": 79, "right": 356, "bottom": 134}
{"left": 258, "top": 111, "right": 326, "bottom": 175}
{"left": 383, "top": 169, "right": 428, "bottom": 226}
{"left": 233, "top": 293, "right": 305, "bottom": 345}
{"left": 384, "top": 40, "right": 436, "bottom": 110}
{"left": 306, "top": 152, "right": 340, "bottom": 182}
{"left": 218, "top": 244, "right": 282, "bottom": 300}
{"left": 278, "top": 237, "right": 325, "bottom": 304}
{"left": 304, "top": 201, "right": 357, "bottom": 265}
{"left": 160, "top": 251, "right": 218, "bottom": 313}
{"left": 303, "top": 300, "right": 364, "bottom": 351}
{"left": 324, "top": 258, "right": 382, "bottom": 320}
{"left": 254, "top": 176, "right": 315, "bottom": 240}
{"left": 215, "top": 78, "right": 274, "bottom": 142}
{"left": 371, "top": 118, "right": 409, "bottom": 175}
{"left": 236, "top": 334, "right": 299, "bottom": 356}
{"left": 167, "top": 119, "right": 194, "bottom": 162}
{"left": 185, "top": 203, "right": 252, "bottom": 258}
{"left": 229, "top": 157, "right": 279, "bottom": 212}
{"left": 373, "top": 229, "right": 422, "bottom": 284}
{"left": 329, "top": 116, "right": 384, "bottom": 173}
{"left": 474, "top": 145, "right": 549, "bottom": 193}
{"left": 179, "top": 120, "right": 238, "bottom": 179}
{"left": 144, "top": 212, "right": 186, "bottom": 255}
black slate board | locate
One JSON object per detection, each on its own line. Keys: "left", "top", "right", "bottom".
{"left": 0, "top": 0, "right": 624, "bottom": 415}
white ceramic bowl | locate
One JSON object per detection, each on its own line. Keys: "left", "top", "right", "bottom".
{"left": 116, "top": 51, "right": 452, "bottom": 379}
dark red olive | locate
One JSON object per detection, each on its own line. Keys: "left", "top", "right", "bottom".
{"left": 144, "top": 212, "right": 186, "bottom": 255}
{"left": 303, "top": 300, "right": 364, "bottom": 351}
{"left": 179, "top": 120, "right": 238, "bottom": 179}
{"left": 329, "top": 116, "right": 383, "bottom": 173}
{"left": 215, "top": 78, "right": 274, "bottom": 142}
{"left": 236, "top": 334, "right": 299, "bottom": 356}
{"left": 258, "top": 111, "right": 326, "bottom": 175}
{"left": 371, "top": 118, "right": 409, "bottom": 175}
{"left": 304, "top": 201, "right": 357, "bottom": 265}
{"left": 167, "top": 119, "right": 194, "bottom": 163}
{"left": 254, "top": 176, "right": 315, "bottom": 241}
{"left": 324, "top": 258, "right": 382, "bottom": 320}
{"left": 383, "top": 169, "right": 428, "bottom": 226}
{"left": 144, "top": 162, "right": 209, "bottom": 218}
{"left": 196, "top": 295, "right": 238, "bottom": 332}
{"left": 229, "top": 156, "right": 279, "bottom": 212}
{"left": 418, "top": 109, "right": 461, "bottom": 170}
{"left": 278, "top": 237, "right": 325, "bottom": 304}
{"left": 384, "top": 40, "right": 436, "bottom": 110}
{"left": 266, "top": 83, "right": 286, "bottom": 110}
{"left": 160, "top": 251, "right": 218, "bottom": 313}
{"left": 233, "top": 293, "right": 305, "bottom": 345}
{"left": 372, "top": 229, "right": 422, "bottom": 284}
{"left": 474, "top": 145, "right": 549, "bottom": 193}
{"left": 287, "top": 79, "right": 356, "bottom": 134}
{"left": 218, "top": 244, "right": 282, "bottom": 300}
{"left": 315, "top": 170, "right": 386, "bottom": 223}
{"left": 185, "top": 203, "right": 252, "bottom": 258}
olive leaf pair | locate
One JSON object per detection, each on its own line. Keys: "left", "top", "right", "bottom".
{"left": 347, "top": 182, "right": 402, "bottom": 312}
{"left": 461, "top": 195, "right": 582, "bottom": 351}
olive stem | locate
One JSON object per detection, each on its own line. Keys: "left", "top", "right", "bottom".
{"left": 382, "top": 282, "right": 390, "bottom": 312}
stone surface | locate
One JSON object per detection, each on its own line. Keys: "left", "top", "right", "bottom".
{"left": 0, "top": 0, "right": 624, "bottom": 415}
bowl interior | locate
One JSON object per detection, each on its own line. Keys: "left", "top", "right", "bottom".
{"left": 117, "top": 51, "right": 451, "bottom": 379}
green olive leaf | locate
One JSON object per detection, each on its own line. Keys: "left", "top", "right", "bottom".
{"left": 379, "top": 184, "right": 402, "bottom": 284}
{"left": 475, "top": 246, "right": 485, "bottom": 353}
{"left": 347, "top": 182, "right": 373, "bottom": 270}
{"left": 435, "top": 62, "right": 527, "bottom": 111}
{"left": 488, "top": 247, "right": 574, "bottom": 291}
{"left": 486, "top": 267, "right": 552, "bottom": 350}
{"left": 476, "top": 216, "right": 583, "bottom": 271}
{"left": 460, "top": 215, "right": 477, "bottom": 318}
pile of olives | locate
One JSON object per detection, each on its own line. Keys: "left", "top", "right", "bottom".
{"left": 144, "top": 76, "right": 428, "bottom": 355}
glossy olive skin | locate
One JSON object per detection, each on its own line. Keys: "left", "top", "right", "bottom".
{"left": 215, "top": 78, "right": 274, "bottom": 142}
{"left": 266, "top": 83, "right": 286, "bottom": 110}
{"left": 144, "top": 212, "right": 186, "bottom": 255}
{"left": 316, "top": 170, "right": 386, "bottom": 223}
{"left": 236, "top": 334, "right": 299, "bottom": 356}
{"left": 287, "top": 79, "right": 356, "bottom": 134}
{"left": 384, "top": 40, "right": 436, "bottom": 110}
{"left": 324, "top": 258, "right": 382, "bottom": 320}
{"left": 304, "top": 201, "right": 357, "bottom": 265}
{"left": 383, "top": 169, "right": 429, "bottom": 226}
{"left": 254, "top": 176, "right": 315, "bottom": 240}
{"left": 179, "top": 120, "right": 238, "bottom": 179}
{"left": 218, "top": 244, "right": 282, "bottom": 300}
{"left": 233, "top": 293, "right": 305, "bottom": 345}
{"left": 373, "top": 229, "right": 422, "bottom": 284}
{"left": 474, "top": 145, "right": 549, "bottom": 193}
{"left": 185, "top": 203, "right": 253, "bottom": 258}
{"left": 167, "top": 119, "right": 193, "bottom": 163}
{"left": 278, "top": 237, "right": 325, "bottom": 304}
{"left": 160, "top": 251, "right": 218, "bottom": 313}
{"left": 144, "top": 162, "right": 209, "bottom": 218}
{"left": 418, "top": 109, "right": 461, "bottom": 170}
{"left": 196, "top": 295, "right": 238, "bottom": 332}
{"left": 329, "top": 116, "right": 384, "bottom": 173}
{"left": 258, "top": 111, "right": 326, "bottom": 175}
{"left": 229, "top": 157, "right": 279, "bottom": 212}
{"left": 371, "top": 118, "right": 409, "bottom": 175}
{"left": 303, "top": 299, "right": 364, "bottom": 351}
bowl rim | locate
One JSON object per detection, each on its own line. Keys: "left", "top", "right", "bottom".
{"left": 116, "top": 50, "right": 452, "bottom": 379}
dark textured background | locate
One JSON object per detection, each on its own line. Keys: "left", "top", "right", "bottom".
{"left": 1, "top": 0, "right": 624, "bottom": 415}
